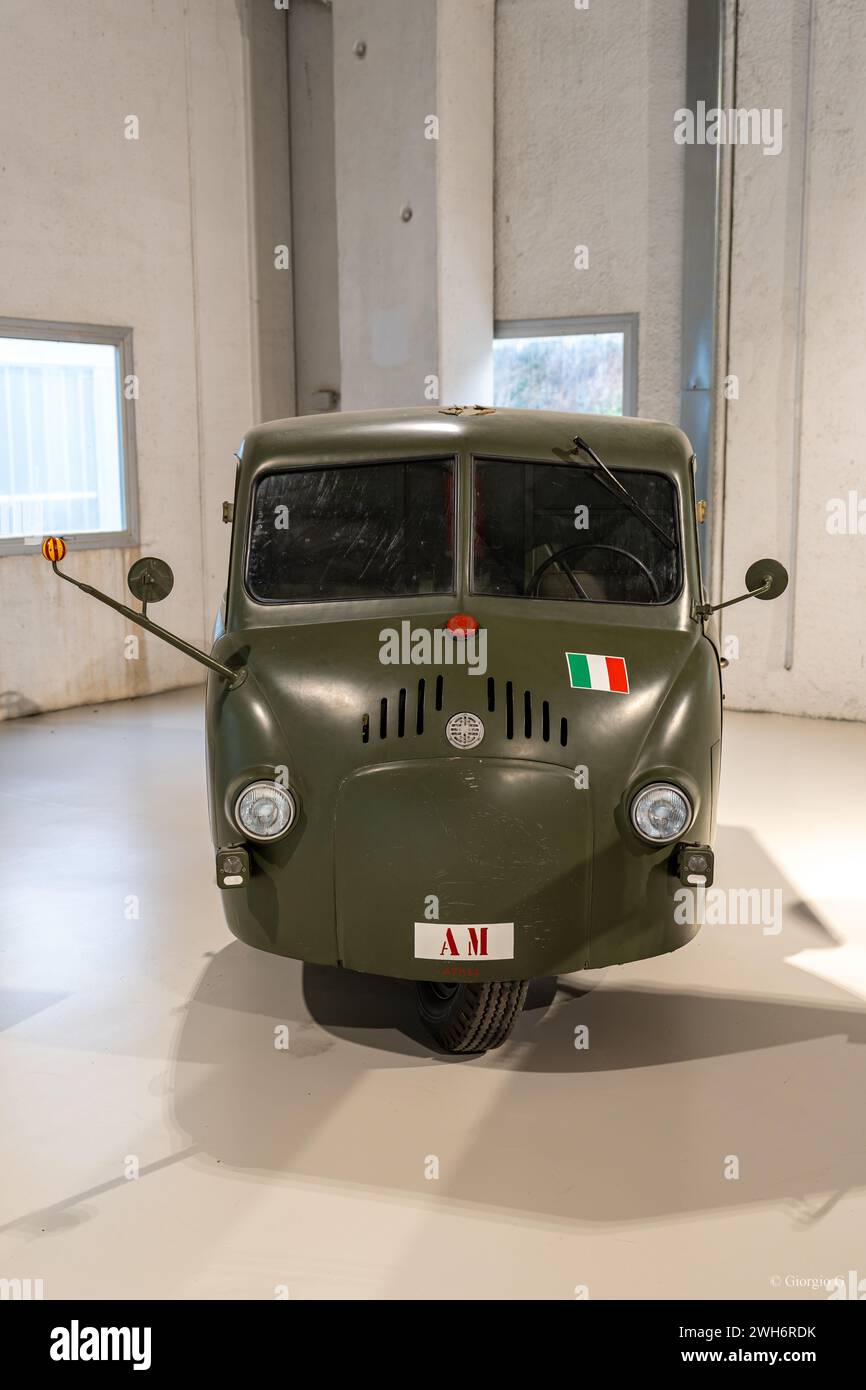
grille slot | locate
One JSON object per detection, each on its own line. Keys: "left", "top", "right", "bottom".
{"left": 542, "top": 700, "right": 550, "bottom": 742}
{"left": 397, "top": 687, "right": 407, "bottom": 737}
{"left": 435, "top": 674, "right": 444, "bottom": 710}
{"left": 379, "top": 697, "right": 388, "bottom": 740}
{"left": 505, "top": 681, "right": 514, "bottom": 739}
{"left": 416, "top": 678, "right": 426, "bottom": 734}
{"left": 487, "top": 676, "right": 496, "bottom": 712}
{"left": 560, "top": 716, "right": 568, "bottom": 747}
{"left": 523, "top": 690, "right": 532, "bottom": 738}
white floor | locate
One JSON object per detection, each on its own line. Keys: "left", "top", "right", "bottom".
{"left": 1, "top": 688, "right": 865, "bottom": 1300}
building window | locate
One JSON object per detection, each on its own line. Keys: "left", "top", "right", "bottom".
{"left": 493, "top": 314, "right": 638, "bottom": 417}
{"left": 0, "top": 319, "right": 138, "bottom": 555}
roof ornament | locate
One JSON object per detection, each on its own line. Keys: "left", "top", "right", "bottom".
{"left": 438, "top": 405, "right": 496, "bottom": 416}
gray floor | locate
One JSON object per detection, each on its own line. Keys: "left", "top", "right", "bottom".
{"left": 1, "top": 688, "right": 865, "bottom": 1299}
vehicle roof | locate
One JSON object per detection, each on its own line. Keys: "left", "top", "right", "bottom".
{"left": 236, "top": 406, "right": 694, "bottom": 478}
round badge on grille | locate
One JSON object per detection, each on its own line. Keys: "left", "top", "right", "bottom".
{"left": 445, "top": 712, "right": 485, "bottom": 749}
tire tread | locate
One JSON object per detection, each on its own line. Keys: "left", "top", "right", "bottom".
{"left": 421, "top": 980, "right": 529, "bottom": 1052}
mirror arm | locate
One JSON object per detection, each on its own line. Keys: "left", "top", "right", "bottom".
{"left": 51, "top": 561, "right": 245, "bottom": 688}
{"left": 693, "top": 576, "right": 772, "bottom": 621}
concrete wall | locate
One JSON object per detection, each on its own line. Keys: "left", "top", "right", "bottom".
{"left": 6, "top": 0, "right": 862, "bottom": 725}
{"left": 0, "top": 0, "right": 261, "bottom": 719}
{"left": 331, "top": 0, "right": 440, "bottom": 410}
{"left": 324, "top": 0, "right": 494, "bottom": 413}
{"left": 1, "top": 0, "right": 494, "bottom": 719}
{"left": 437, "top": 0, "right": 495, "bottom": 405}
{"left": 289, "top": 0, "right": 341, "bottom": 417}
{"left": 247, "top": 0, "right": 296, "bottom": 425}
{"left": 494, "top": 0, "right": 688, "bottom": 425}
{"left": 720, "top": 0, "right": 866, "bottom": 721}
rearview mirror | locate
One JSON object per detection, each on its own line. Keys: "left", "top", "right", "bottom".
{"left": 127, "top": 556, "right": 175, "bottom": 609}
{"left": 743, "top": 557, "right": 788, "bottom": 602}
{"left": 694, "top": 556, "right": 789, "bottom": 619}
{"left": 42, "top": 537, "right": 244, "bottom": 688}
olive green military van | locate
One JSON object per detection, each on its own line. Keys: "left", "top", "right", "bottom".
{"left": 44, "top": 406, "right": 787, "bottom": 1052}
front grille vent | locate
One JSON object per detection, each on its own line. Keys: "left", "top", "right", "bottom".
{"left": 361, "top": 675, "right": 568, "bottom": 747}
{"left": 492, "top": 678, "right": 567, "bottom": 745}
{"left": 364, "top": 678, "right": 435, "bottom": 744}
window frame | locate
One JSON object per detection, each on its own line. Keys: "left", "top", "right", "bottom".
{"left": 493, "top": 313, "right": 639, "bottom": 418}
{"left": 0, "top": 316, "right": 139, "bottom": 556}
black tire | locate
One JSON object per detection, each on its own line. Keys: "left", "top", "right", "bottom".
{"left": 416, "top": 979, "right": 529, "bottom": 1053}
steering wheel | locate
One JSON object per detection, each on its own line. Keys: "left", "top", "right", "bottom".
{"left": 529, "top": 542, "right": 661, "bottom": 602}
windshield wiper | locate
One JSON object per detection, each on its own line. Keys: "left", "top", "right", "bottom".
{"left": 571, "top": 436, "right": 677, "bottom": 552}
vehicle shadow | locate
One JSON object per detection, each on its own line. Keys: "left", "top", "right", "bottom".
{"left": 169, "top": 825, "right": 866, "bottom": 1224}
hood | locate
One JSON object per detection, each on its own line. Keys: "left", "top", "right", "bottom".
{"left": 212, "top": 604, "right": 717, "bottom": 802}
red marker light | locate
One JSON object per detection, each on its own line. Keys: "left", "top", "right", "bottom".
{"left": 42, "top": 536, "right": 67, "bottom": 562}
{"left": 447, "top": 613, "right": 478, "bottom": 636}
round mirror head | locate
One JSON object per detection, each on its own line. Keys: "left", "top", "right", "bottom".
{"left": 127, "top": 556, "right": 175, "bottom": 604}
{"left": 745, "top": 557, "right": 788, "bottom": 601}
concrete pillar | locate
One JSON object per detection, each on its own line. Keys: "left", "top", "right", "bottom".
{"left": 329, "top": 0, "right": 494, "bottom": 411}
{"left": 243, "top": 0, "right": 296, "bottom": 425}
{"left": 436, "top": 0, "right": 494, "bottom": 405}
{"left": 288, "top": 0, "right": 341, "bottom": 417}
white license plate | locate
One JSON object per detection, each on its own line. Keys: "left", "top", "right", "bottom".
{"left": 413, "top": 921, "right": 514, "bottom": 960}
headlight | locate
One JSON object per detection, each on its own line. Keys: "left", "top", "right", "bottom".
{"left": 630, "top": 782, "right": 692, "bottom": 843}
{"left": 234, "top": 781, "right": 296, "bottom": 841}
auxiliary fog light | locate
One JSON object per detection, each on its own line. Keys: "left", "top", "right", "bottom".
{"left": 675, "top": 844, "right": 715, "bottom": 886}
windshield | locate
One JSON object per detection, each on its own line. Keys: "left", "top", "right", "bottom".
{"left": 473, "top": 457, "right": 681, "bottom": 605}
{"left": 246, "top": 459, "right": 455, "bottom": 603}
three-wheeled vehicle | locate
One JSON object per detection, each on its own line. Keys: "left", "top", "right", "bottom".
{"left": 44, "top": 406, "right": 787, "bottom": 1052}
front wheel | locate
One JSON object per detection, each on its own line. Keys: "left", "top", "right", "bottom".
{"left": 416, "top": 979, "right": 529, "bottom": 1053}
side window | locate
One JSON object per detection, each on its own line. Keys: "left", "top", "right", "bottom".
{"left": 493, "top": 314, "right": 638, "bottom": 417}
{"left": 0, "top": 318, "right": 138, "bottom": 554}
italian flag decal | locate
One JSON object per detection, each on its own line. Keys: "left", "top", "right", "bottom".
{"left": 566, "top": 651, "right": 630, "bottom": 694}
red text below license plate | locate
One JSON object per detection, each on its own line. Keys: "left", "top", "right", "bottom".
{"left": 414, "top": 921, "right": 514, "bottom": 960}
